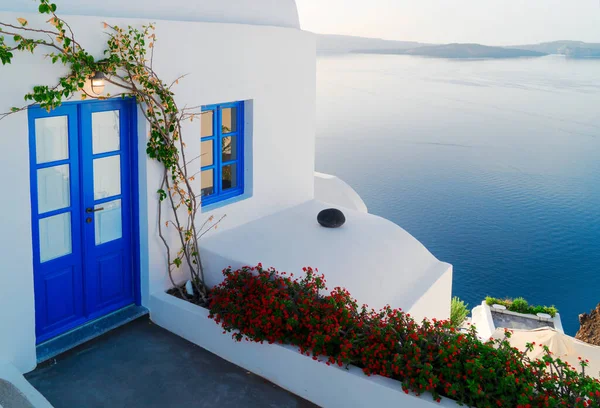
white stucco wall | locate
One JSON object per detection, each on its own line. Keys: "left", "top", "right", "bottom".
{"left": 0, "top": 0, "right": 300, "bottom": 29}
{"left": 0, "top": 110, "right": 36, "bottom": 373}
{"left": 200, "top": 200, "right": 453, "bottom": 322}
{"left": 0, "top": 9, "right": 314, "bottom": 373}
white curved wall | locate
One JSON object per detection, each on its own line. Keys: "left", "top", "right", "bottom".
{"left": 0, "top": 0, "right": 301, "bottom": 29}
{"left": 314, "top": 172, "right": 368, "bottom": 213}
{"left": 200, "top": 200, "right": 452, "bottom": 323}
{"left": 0, "top": 364, "right": 52, "bottom": 408}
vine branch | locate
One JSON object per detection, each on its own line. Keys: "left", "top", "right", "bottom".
{"left": 0, "top": 0, "right": 220, "bottom": 303}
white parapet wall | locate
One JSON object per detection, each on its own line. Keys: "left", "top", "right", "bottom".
{"left": 470, "top": 303, "right": 496, "bottom": 340}
{"left": 150, "top": 291, "right": 460, "bottom": 408}
{"left": 314, "top": 172, "right": 368, "bottom": 213}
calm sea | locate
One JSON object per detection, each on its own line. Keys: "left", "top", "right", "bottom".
{"left": 315, "top": 54, "right": 600, "bottom": 335}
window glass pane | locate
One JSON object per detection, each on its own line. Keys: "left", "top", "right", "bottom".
{"left": 222, "top": 164, "right": 238, "bottom": 191}
{"left": 201, "top": 111, "right": 214, "bottom": 137}
{"left": 39, "top": 212, "right": 72, "bottom": 263}
{"left": 221, "top": 107, "right": 237, "bottom": 134}
{"left": 37, "top": 165, "right": 70, "bottom": 213}
{"left": 35, "top": 116, "right": 69, "bottom": 164}
{"left": 92, "top": 110, "right": 120, "bottom": 154}
{"left": 201, "top": 139, "right": 214, "bottom": 167}
{"left": 222, "top": 136, "right": 237, "bottom": 162}
{"left": 95, "top": 199, "right": 122, "bottom": 245}
{"left": 201, "top": 169, "right": 214, "bottom": 198}
{"left": 94, "top": 155, "right": 121, "bottom": 200}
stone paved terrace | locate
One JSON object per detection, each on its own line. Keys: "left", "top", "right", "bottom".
{"left": 491, "top": 311, "right": 555, "bottom": 331}
{"left": 26, "top": 316, "right": 316, "bottom": 408}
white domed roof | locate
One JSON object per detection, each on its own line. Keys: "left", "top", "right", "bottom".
{"left": 201, "top": 200, "right": 453, "bottom": 322}
{"left": 0, "top": 0, "right": 300, "bottom": 29}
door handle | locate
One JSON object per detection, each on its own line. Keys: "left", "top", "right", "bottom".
{"left": 86, "top": 207, "right": 104, "bottom": 213}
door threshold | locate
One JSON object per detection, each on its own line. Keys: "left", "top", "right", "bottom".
{"left": 36, "top": 305, "right": 148, "bottom": 364}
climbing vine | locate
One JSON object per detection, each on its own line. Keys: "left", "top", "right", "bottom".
{"left": 0, "top": 0, "right": 221, "bottom": 302}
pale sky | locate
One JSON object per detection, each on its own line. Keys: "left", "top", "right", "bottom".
{"left": 296, "top": 0, "right": 600, "bottom": 45}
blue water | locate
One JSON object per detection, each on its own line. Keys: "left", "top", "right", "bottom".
{"left": 315, "top": 54, "right": 600, "bottom": 335}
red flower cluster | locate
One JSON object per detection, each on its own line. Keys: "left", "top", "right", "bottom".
{"left": 208, "top": 265, "right": 600, "bottom": 408}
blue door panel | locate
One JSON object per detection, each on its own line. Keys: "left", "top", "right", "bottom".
{"left": 29, "top": 104, "right": 85, "bottom": 344}
{"left": 80, "top": 101, "right": 134, "bottom": 319}
{"left": 96, "top": 252, "right": 126, "bottom": 305}
{"left": 42, "top": 266, "right": 78, "bottom": 325}
{"left": 29, "top": 99, "right": 136, "bottom": 344}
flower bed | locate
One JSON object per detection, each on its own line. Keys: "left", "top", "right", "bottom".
{"left": 150, "top": 290, "right": 454, "bottom": 408}
{"left": 207, "top": 265, "right": 600, "bottom": 408}
{"left": 485, "top": 297, "right": 558, "bottom": 317}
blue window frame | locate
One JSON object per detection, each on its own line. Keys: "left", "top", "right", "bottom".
{"left": 200, "top": 101, "right": 244, "bottom": 206}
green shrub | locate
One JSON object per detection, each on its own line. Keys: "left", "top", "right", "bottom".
{"left": 511, "top": 297, "right": 530, "bottom": 314}
{"left": 450, "top": 296, "right": 469, "bottom": 328}
{"left": 542, "top": 305, "right": 558, "bottom": 317}
{"left": 485, "top": 296, "right": 558, "bottom": 317}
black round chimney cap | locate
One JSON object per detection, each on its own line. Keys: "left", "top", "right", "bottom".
{"left": 317, "top": 208, "right": 346, "bottom": 228}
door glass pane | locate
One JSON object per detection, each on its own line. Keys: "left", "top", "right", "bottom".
{"left": 201, "top": 169, "right": 214, "bottom": 197}
{"left": 39, "top": 212, "right": 72, "bottom": 263}
{"left": 221, "top": 107, "right": 237, "bottom": 134}
{"left": 201, "top": 111, "right": 214, "bottom": 137}
{"left": 37, "top": 165, "right": 70, "bottom": 213}
{"left": 222, "top": 164, "right": 237, "bottom": 191}
{"left": 35, "top": 116, "right": 69, "bottom": 164}
{"left": 222, "top": 136, "right": 237, "bottom": 162}
{"left": 95, "top": 199, "right": 122, "bottom": 245}
{"left": 201, "top": 139, "right": 214, "bottom": 167}
{"left": 92, "top": 110, "right": 120, "bottom": 154}
{"left": 94, "top": 155, "right": 121, "bottom": 200}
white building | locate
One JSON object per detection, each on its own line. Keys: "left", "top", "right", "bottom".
{"left": 0, "top": 0, "right": 452, "bottom": 393}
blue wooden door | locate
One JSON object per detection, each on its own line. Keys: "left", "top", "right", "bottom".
{"left": 29, "top": 99, "right": 136, "bottom": 344}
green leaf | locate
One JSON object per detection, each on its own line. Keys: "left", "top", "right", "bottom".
{"left": 0, "top": 49, "right": 13, "bottom": 65}
{"left": 50, "top": 3, "right": 57, "bottom": 12}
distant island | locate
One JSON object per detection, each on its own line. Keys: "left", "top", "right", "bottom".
{"left": 316, "top": 34, "right": 427, "bottom": 55}
{"left": 355, "top": 43, "right": 547, "bottom": 59}
{"left": 317, "top": 35, "right": 600, "bottom": 59}
{"left": 506, "top": 41, "right": 600, "bottom": 59}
